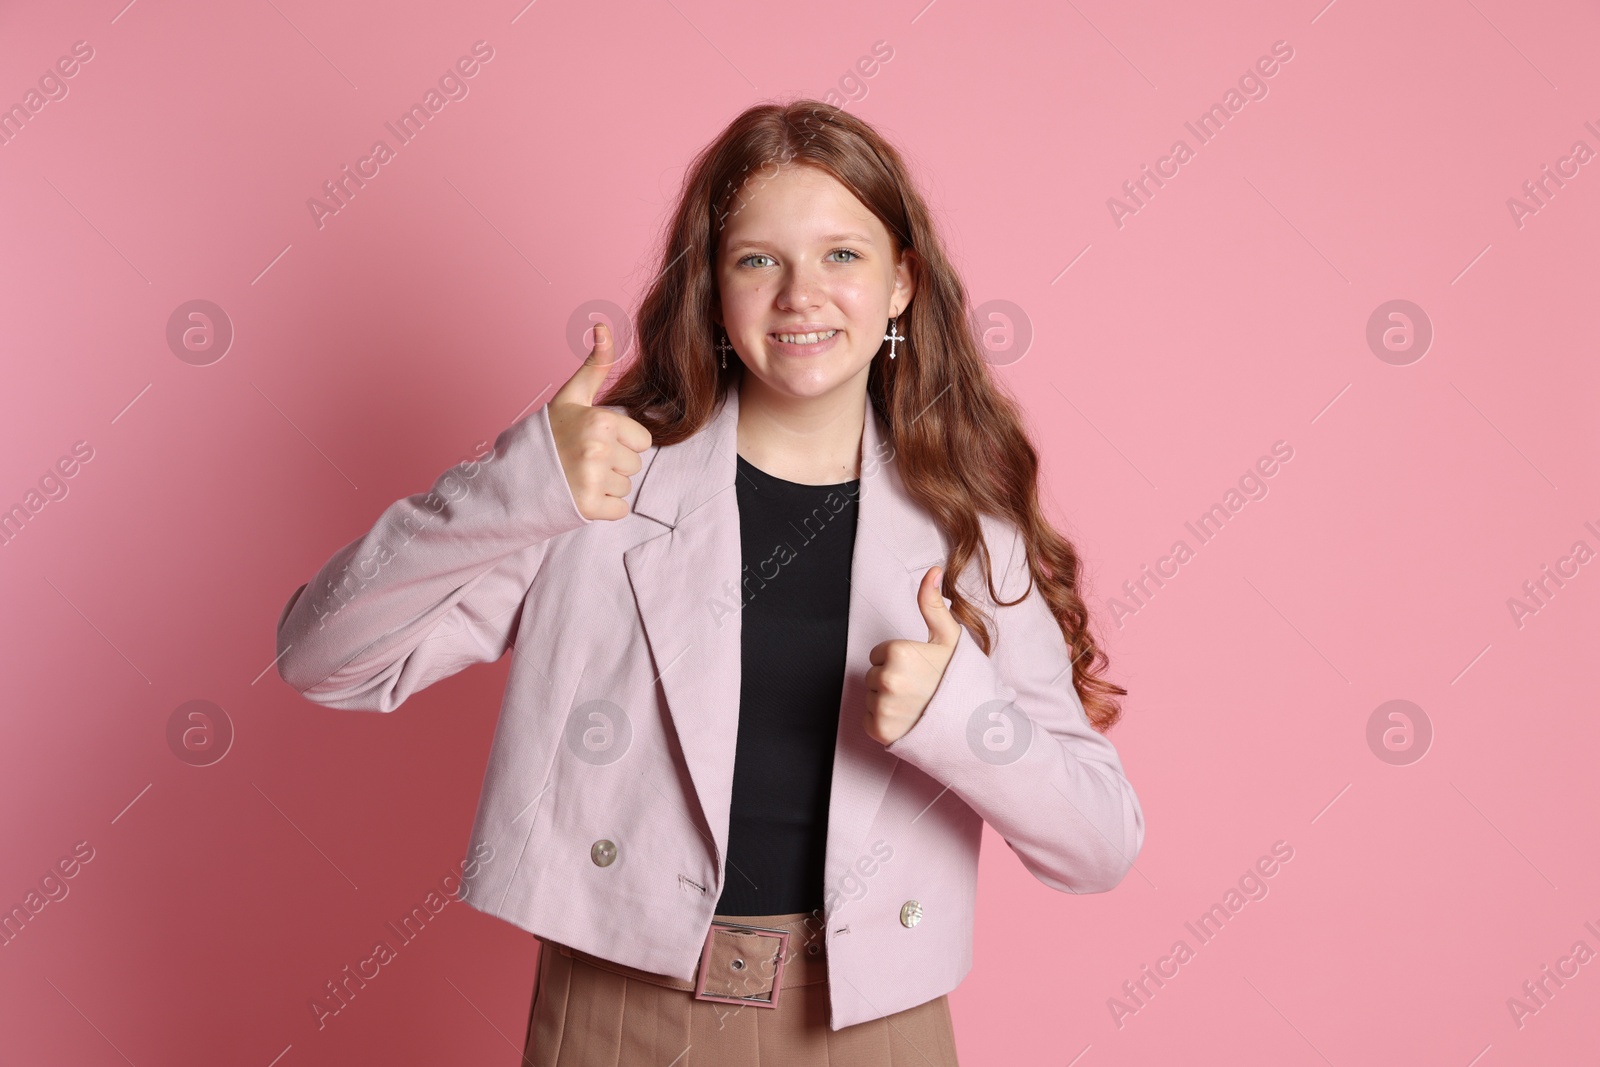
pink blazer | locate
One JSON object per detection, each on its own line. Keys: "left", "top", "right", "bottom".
{"left": 275, "top": 385, "right": 1145, "bottom": 1030}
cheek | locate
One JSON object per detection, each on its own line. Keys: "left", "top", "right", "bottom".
{"left": 718, "top": 282, "right": 763, "bottom": 324}
{"left": 832, "top": 283, "right": 885, "bottom": 322}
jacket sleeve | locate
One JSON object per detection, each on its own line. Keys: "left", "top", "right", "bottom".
{"left": 274, "top": 402, "right": 592, "bottom": 712}
{"left": 884, "top": 521, "right": 1145, "bottom": 894}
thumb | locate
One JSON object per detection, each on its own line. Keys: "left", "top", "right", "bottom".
{"left": 552, "top": 320, "right": 619, "bottom": 408}
{"left": 918, "top": 566, "right": 960, "bottom": 647}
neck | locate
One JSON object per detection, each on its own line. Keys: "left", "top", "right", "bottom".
{"left": 735, "top": 371, "right": 867, "bottom": 484}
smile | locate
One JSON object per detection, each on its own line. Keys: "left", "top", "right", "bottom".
{"left": 772, "top": 329, "right": 839, "bottom": 344}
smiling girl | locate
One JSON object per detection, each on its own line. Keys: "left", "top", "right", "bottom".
{"left": 515, "top": 100, "right": 1143, "bottom": 1065}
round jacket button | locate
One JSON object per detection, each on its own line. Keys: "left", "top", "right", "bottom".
{"left": 590, "top": 839, "right": 617, "bottom": 867}
{"left": 900, "top": 900, "right": 923, "bottom": 928}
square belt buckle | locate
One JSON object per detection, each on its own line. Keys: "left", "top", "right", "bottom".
{"left": 692, "top": 920, "right": 791, "bottom": 1009}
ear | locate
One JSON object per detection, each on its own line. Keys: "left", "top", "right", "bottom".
{"left": 890, "top": 247, "right": 919, "bottom": 317}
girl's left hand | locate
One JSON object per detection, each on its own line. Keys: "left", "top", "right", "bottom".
{"left": 864, "top": 566, "right": 960, "bottom": 745}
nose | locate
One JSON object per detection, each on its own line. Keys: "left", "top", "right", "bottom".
{"left": 775, "top": 263, "right": 823, "bottom": 312}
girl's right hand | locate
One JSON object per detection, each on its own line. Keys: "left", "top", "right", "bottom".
{"left": 547, "top": 322, "right": 654, "bottom": 521}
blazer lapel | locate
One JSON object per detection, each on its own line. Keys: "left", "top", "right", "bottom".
{"left": 622, "top": 389, "right": 746, "bottom": 869}
{"left": 623, "top": 385, "right": 947, "bottom": 900}
{"left": 823, "top": 399, "right": 948, "bottom": 896}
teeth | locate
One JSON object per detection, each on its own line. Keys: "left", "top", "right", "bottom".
{"left": 774, "top": 330, "right": 838, "bottom": 344}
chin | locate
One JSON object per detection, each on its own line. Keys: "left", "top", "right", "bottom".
{"left": 756, "top": 361, "right": 868, "bottom": 399}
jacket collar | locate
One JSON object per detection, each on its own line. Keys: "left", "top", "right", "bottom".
{"left": 620, "top": 383, "right": 947, "bottom": 906}
{"left": 630, "top": 383, "right": 942, "bottom": 562}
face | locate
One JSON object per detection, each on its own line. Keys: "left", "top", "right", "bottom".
{"left": 713, "top": 164, "right": 916, "bottom": 405}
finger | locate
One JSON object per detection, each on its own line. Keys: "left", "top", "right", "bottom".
{"left": 868, "top": 641, "right": 889, "bottom": 667}
{"left": 551, "top": 321, "right": 618, "bottom": 408}
{"left": 613, "top": 412, "right": 654, "bottom": 455}
{"left": 586, "top": 494, "right": 630, "bottom": 521}
{"left": 600, "top": 469, "right": 633, "bottom": 500}
{"left": 608, "top": 440, "right": 644, "bottom": 478}
{"left": 918, "top": 566, "right": 960, "bottom": 647}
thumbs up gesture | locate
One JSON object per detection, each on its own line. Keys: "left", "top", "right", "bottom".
{"left": 863, "top": 566, "right": 961, "bottom": 746}
{"left": 548, "top": 322, "right": 654, "bottom": 521}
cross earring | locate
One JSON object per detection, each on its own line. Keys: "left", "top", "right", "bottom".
{"left": 716, "top": 333, "right": 732, "bottom": 369}
{"left": 884, "top": 316, "right": 906, "bottom": 359}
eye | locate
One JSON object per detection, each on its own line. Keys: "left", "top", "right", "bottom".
{"left": 828, "top": 248, "right": 862, "bottom": 263}
{"left": 737, "top": 253, "right": 775, "bottom": 268}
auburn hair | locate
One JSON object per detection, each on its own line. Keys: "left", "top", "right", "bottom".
{"left": 597, "top": 100, "right": 1126, "bottom": 733}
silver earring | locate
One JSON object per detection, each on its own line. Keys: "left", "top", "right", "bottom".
{"left": 716, "top": 333, "right": 732, "bottom": 369}
{"left": 885, "top": 316, "right": 906, "bottom": 359}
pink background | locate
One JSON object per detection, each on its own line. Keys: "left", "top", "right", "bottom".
{"left": 2, "top": 0, "right": 1597, "bottom": 1063}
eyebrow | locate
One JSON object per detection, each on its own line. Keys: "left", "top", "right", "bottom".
{"left": 723, "top": 232, "right": 875, "bottom": 253}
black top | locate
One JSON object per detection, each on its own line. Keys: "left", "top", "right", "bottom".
{"left": 714, "top": 453, "right": 861, "bottom": 916}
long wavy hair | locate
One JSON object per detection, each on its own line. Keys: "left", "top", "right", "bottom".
{"left": 597, "top": 100, "right": 1126, "bottom": 732}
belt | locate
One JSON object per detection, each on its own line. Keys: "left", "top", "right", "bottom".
{"left": 553, "top": 913, "right": 827, "bottom": 1010}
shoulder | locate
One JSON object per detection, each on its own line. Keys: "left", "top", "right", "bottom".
{"left": 953, "top": 513, "right": 1032, "bottom": 608}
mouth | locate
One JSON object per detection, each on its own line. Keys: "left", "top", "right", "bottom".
{"left": 770, "top": 328, "right": 840, "bottom": 345}
{"left": 767, "top": 327, "right": 842, "bottom": 358}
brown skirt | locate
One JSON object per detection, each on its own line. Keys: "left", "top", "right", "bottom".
{"left": 521, "top": 911, "right": 960, "bottom": 1066}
